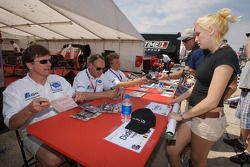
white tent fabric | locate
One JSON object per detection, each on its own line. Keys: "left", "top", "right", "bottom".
{"left": 0, "top": 0, "right": 144, "bottom": 41}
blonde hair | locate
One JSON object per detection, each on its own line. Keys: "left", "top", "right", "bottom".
{"left": 195, "top": 8, "right": 240, "bottom": 45}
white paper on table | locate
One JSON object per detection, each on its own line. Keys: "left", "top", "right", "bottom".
{"left": 141, "top": 83, "right": 155, "bottom": 88}
{"left": 128, "top": 91, "right": 146, "bottom": 98}
{"left": 160, "top": 91, "right": 174, "bottom": 97}
{"left": 146, "top": 102, "right": 172, "bottom": 116}
{"left": 50, "top": 95, "right": 78, "bottom": 113}
{"left": 137, "top": 87, "right": 148, "bottom": 92}
{"left": 105, "top": 123, "right": 154, "bottom": 153}
{"left": 166, "top": 103, "right": 180, "bottom": 136}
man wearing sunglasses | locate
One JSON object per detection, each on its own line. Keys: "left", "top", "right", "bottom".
{"left": 103, "top": 52, "right": 148, "bottom": 90}
{"left": 157, "top": 28, "right": 207, "bottom": 80}
{"left": 2, "top": 44, "right": 85, "bottom": 167}
{"left": 73, "top": 54, "right": 119, "bottom": 100}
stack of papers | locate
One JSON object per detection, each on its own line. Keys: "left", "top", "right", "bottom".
{"left": 71, "top": 109, "right": 101, "bottom": 121}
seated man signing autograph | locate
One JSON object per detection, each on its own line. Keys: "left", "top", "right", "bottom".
{"left": 3, "top": 45, "right": 85, "bottom": 167}
{"left": 103, "top": 53, "right": 148, "bottom": 90}
{"left": 73, "top": 54, "right": 119, "bottom": 100}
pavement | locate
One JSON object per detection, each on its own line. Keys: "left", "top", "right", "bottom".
{"left": 0, "top": 90, "right": 246, "bottom": 167}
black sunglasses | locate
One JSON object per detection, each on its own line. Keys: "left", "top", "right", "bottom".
{"left": 182, "top": 38, "right": 193, "bottom": 43}
{"left": 91, "top": 63, "right": 104, "bottom": 71}
{"left": 35, "top": 58, "right": 52, "bottom": 64}
{"left": 95, "top": 67, "right": 105, "bottom": 71}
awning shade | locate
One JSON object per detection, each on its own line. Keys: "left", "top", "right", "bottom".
{"left": 0, "top": 0, "right": 144, "bottom": 41}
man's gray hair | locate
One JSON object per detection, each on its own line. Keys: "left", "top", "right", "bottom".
{"left": 87, "top": 54, "right": 104, "bottom": 64}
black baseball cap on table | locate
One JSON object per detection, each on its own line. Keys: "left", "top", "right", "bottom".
{"left": 125, "top": 108, "right": 156, "bottom": 134}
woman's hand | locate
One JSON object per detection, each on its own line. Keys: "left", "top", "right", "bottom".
{"left": 169, "top": 112, "right": 183, "bottom": 122}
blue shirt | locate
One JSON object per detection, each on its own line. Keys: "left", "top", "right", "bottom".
{"left": 188, "top": 48, "right": 206, "bottom": 70}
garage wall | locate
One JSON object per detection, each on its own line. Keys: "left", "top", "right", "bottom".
{"left": 37, "top": 40, "right": 144, "bottom": 72}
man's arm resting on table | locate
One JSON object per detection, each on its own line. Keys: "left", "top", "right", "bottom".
{"left": 116, "top": 78, "right": 148, "bottom": 88}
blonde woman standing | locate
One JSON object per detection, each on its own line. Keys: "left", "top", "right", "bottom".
{"left": 168, "top": 8, "right": 240, "bottom": 167}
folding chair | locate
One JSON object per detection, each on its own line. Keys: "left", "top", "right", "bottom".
{"left": 15, "top": 130, "right": 37, "bottom": 167}
{"left": 15, "top": 130, "right": 77, "bottom": 167}
{"left": 53, "top": 67, "right": 66, "bottom": 76}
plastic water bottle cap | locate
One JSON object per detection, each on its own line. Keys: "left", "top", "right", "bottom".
{"left": 124, "top": 94, "right": 130, "bottom": 99}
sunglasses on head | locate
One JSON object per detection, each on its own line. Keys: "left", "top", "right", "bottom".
{"left": 36, "top": 58, "right": 52, "bottom": 64}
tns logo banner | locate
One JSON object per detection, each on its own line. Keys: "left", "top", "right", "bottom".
{"left": 24, "top": 92, "right": 39, "bottom": 101}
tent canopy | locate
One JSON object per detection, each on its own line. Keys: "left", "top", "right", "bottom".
{"left": 0, "top": 0, "right": 144, "bottom": 41}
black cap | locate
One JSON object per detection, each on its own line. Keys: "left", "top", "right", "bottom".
{"left": 125, "top": 108, "right": 156, "bottom": 134}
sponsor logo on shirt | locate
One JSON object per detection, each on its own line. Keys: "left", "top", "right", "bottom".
{"left": 24, "top": 92, "right": 40, "bottom": 101}
{"left": 50, "top": 81, "right": 62, "bottom": 92}
{"left": 97, "top": 80, "right": 102, "bottom": 84}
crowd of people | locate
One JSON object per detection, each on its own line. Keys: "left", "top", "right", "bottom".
{"left": 1, "top": 7, "right": 249, "bottom": 167}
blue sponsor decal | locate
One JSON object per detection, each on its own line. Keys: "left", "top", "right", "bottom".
{"left": 24, "top": 92, "right": 40, "bottom": 101}
{"left": 97, "top": 80, "right": 102, "bottom": 83}
{"left": 50, "top": 81, "right": 62, "bottom": 92}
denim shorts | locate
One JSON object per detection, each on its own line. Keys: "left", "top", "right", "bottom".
{"left": 191, "top": 115, "right": 227, "bottom": 142}
{"left": 235, "top": 91, "right": 250, "bottom": 129}
{"left": 22, "top": 135, "right": 43, "bottom": 158}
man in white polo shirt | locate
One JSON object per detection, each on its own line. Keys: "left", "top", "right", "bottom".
{"left": 3, "top": 44, "right": 85, "bottom": 167}
{"left": 103, "top": 53, "right": 148, "bottom": 90}
{"left": 73, "top": 54, "right": 119, "bottom": 100}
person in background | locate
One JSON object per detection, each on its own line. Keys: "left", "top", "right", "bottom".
{"left": 160, "top": 54, "right": 173, "bottom": 72}
{"left": 103, "top": 52, "right": 148, "bottom": 90}
{"left": 158, "top": 28, "right": 207, "bottom": 80}
{"left": 227, "top": 35, "right": 250, "bottom": 165}
{"left": 10, "top": 40, "right": 21, "bottom": 54}
{"left": 167, "top": 8, "right": 240, "bottom": 167}
{"left": 3, "top": 44, "right": 85, "bottom": 167}
{"left": 73, "top": 54, "right": 119, "bottom": 100}
{"left": 28, "top": 41, "right": 36, "bottom": 47}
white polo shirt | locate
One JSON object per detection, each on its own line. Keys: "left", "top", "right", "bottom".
{"left": 103, "top": 68, "right": 128, "bottom": 90}
{"left": 73, "top": 69, "right": 105, "bottom": 92}
{"left": 3, "top": 74, "right": 74, "bottom": 135}
{"left": 239, "top": 61, "right": 250, "bottom": 89}
{"left": 162, "top": 54, "right": 171, "bottom": 63}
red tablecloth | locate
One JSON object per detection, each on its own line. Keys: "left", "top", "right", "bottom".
{"left": 28, "top": 97, "right": 169, "bottom": 167}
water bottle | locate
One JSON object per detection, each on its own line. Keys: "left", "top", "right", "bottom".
{"left": 121, "top": 94, "right": 132, "bottom": 123}
{"left": 157, "top": 80, "right": 164, "bottom": 92}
